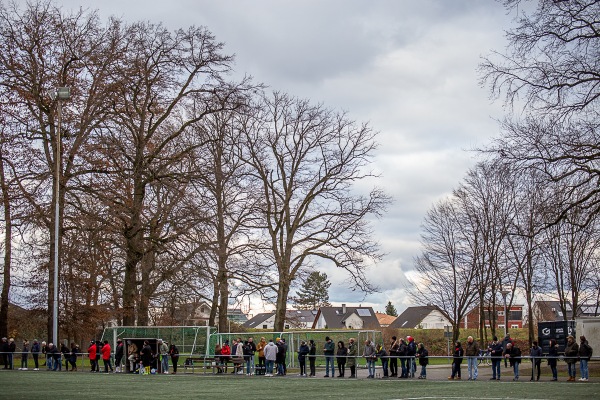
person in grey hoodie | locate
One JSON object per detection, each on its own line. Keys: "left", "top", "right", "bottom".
{"left": 363, "top": 340, "right": 377, "bottom": 378}
{"left": 263, "top": 339, "right": 278, "bottom": 377}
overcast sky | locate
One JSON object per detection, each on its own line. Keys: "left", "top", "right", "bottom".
{"left": 51, "top": 0, "right": 515, "bottom": 316}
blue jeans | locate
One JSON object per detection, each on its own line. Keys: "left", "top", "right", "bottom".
{"left": 46, "top": 355, "right": 53, "bottom": 370}
{"left": 366, "top": 359, "right": 375, "bottom": 377}
{"left": 451, "top": 362, "right": 461, "bottom": 378}
{"left": 381, "top": 359, "right": 388, "bottom": 377}
{"left": 161, "top": 355, "right": 169, "bottom": 373}
{"left": 246, "top": 356, "right": 254, "bottom": 374}
{"left": 419, "top": 364, "right": 426, "bottom": 377}
{"left": 580, "top": 359, "right": 589, "bottom": 379}
{"left": 411, "top": 357, "right": 417, "bottom": 377}
{"left": 265, "top": 359, "right": 274, "bottom": 375}
{"left": 325, "top": 356, "right": 334, "bottom": 376}
{"left": 512, "top": 361, "right": 519, "bottom": 379}
{"left": 53, "top": 356, "right": 61, "bottom": 371}
{"left": 491, "top": 358, "right": 501, "bottom": 379}
{"left": 568, "top": 362, "right": 577, "bottom": 378}
{"left": 467, "top": 357, "right": 478, "bottom": 380}
{"left": 400, "top": 357, "right": 407, "bottom": 377}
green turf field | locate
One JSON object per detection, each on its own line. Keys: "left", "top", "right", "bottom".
{"left": 0, "top": 371, "right": 598, "bottom": 399}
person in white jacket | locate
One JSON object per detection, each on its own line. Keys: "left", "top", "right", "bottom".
{"left": 263, "top": 339, "right": 278, "bottom": 377}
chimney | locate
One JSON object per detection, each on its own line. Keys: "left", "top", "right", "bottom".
{"left": 342, "top": 304, "right": 346, "bottom": 314}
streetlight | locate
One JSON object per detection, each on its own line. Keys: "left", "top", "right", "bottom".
{"left": 500, "top": 289, "right": 509, "bottom": 338}
{"left": 52, "top": 87, "right": 70, "bottom": 346}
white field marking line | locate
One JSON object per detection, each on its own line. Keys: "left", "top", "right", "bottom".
{"left": 394, "top": 398, "right": 551, "bottom": 400}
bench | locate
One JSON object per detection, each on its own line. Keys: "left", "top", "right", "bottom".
{"left": 183, "top": 356, "right": 245, "bottom": 374}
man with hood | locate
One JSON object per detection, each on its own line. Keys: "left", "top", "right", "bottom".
{"left": 263, "top": 338, "right": 277, "bottom": 376}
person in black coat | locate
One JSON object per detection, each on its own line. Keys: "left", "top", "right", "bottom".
{"left": 94, "top": 341, "right": 101, "bottom": 372}
{"left": 140, "top": 340, "right": 153, "bottom": 375}
{"left": 398, "top": 338, "right": 408, "bottom": 378}
{"left": 449, "top": 341, "right": 463, "bottom": 380}
{"left": 548, "top": 339, "right": 558, "bottom": 381}
{"left": 530, "top": 341, "right": 543, "bottom": 381}
{"left": 297, "top": 341, "right": 309, "bottom": 377}
{"left": 68, "top": 343, "right": 78, "bottom": 372}
{"left": 503, "top": 342, "right": 521, "bottom": 381}
{"left": 169, "top": 344, "right": 179, "bottom": 374}
{"left": 488, "top": 336, "right": 504, "bottom": 380}
{"left": 308, "top": 339, "right": 317, "bottom": 377}
{"left": 336, "top": 341, "right": 347, "bottom": 378}
{"left": 1, "top": 337, "right": 9, "bottom": 369}
{"left": 114, "top": 339, "right": 124, "bottom": 373}
{"left": 31, "top": 339, "right": 41, "bottom": 370}
{"left": 389, "top": 336, "right": 399, "bottom": 377}
{"left": 417, "top": 343, "right": 429, "bottom": 379}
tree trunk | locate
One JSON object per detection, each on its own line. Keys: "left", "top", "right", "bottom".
{"left": 137, "top": 251, "right": 154, "bottom": 326}
{"left": 0, "top": 154, "right": 11, "bottom": 339}
{"left": 122, "top": 173, "right": 145, "bottom": 326}
{"left": 209, "top": 279, "right": 219, "bottom": 327}
{"left": 218, "top": 274, "right": 229, "bottom": 332}
{"left": 273, "top": 273, "right": 291, "bottom": 332}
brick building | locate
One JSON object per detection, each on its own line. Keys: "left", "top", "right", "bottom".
{"left": 462, "top": 304, "right": 524, "bottom": 330}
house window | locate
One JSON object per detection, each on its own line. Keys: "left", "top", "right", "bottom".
{"left": 485, "top": 324, "right": 491, "bottom": 328}
{"left": 285, "top": 324, "right": 290, "bottom": 329}
{"left": 509, "top": 311, "right": 522, "bottom": 320}
{"left": 511, "top": 324, "right": 519, "bottom": 329}
{"left": 497, "top": 311, "right": 504, "bottom": 316}
{"left": 498, "top": 324, "right": 505, "bottom": 329}
{"left": 262, "top": 325, "right": 268, "bottom": 329}
{"left": 200, "top": 307, "right": 206, "bottom": 314}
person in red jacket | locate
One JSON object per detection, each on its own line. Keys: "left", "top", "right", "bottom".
{"left": 220, "top": 340, "right": 231, "bottom": 373}
{"left": 102, "top": 340, "right": 113, "bottom": 373}
{"left": 88, "top": 341, "right": 97, "bottom": 372}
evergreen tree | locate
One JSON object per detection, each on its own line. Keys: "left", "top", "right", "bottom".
{"left": 294, "top": 272, "right": 331, "bottom": 310}
{"left": 385, "top": 301, "right": 398, "bottom": 316}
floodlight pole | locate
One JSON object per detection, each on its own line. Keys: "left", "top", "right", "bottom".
{"left": 500, "top": 289, "right": 509, "bottom": 338}
{"left": 53, "top": 87, "right": 70, "bottom": 346}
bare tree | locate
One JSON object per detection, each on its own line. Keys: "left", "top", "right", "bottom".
{"left": 411, "top": 197, "right": 479, "bottom": 343}
{"left": 0, "top": 0, "right": 127, "bottom": 340}
{"left": 89, "top": 20, "right": 251, "bottom": 325}
{"left": 455, "top": 161, "right": 517, "bottom": 343}
{"left": 481, "top": 0, "right": 600, "bottom": 117}
{"left": 543, "top": 200, "right": 600, "bottom": 320}
{"left": 504, "top": 168, "right": 546, "bottom": 346}
{"left": 186, "top": 107, "right": 262, "bottom": 331}
{"left": 241, "top": 92, "right": 390, "bottom": 331}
